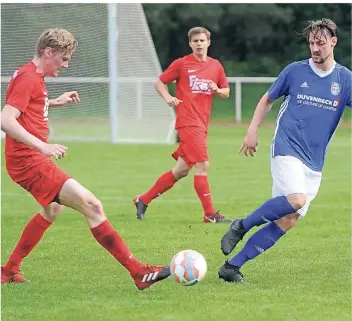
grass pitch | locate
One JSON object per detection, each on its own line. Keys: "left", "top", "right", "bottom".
{"left": 1, "top": 125, "right": 351, "bottom": 321}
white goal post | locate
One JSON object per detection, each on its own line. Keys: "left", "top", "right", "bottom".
{"left": 1, "top": 3, "right": 277, "bottom": 142}
{"left": 1, "top": 3, "right": 176, "bottom": 144}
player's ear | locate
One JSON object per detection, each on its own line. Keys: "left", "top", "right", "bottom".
{"left": 43, "top": 47, "right": 53, "bottom": 58}
{"left": 331, "top": 36, "right": 338, "bottom": 47}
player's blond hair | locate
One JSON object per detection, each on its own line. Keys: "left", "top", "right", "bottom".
{"left": 188, "top": 27, "right": 211, "bottom": 41}
{"left": 301, "top": 18, "right": 337, "bottom": 41}
{"left": 35, "top": 28, "right": 78, "bottom": 57}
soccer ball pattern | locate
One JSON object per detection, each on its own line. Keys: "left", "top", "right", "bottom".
{"left": 170, "top": 250, "right": 207, "bottom": 286}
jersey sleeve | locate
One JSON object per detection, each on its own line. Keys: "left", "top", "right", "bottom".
{"left": 6, "top": 73, "right": 33, "bottom": 113}
{"left": 159, "top": 58, "right": 183, "bottom": 84}
{"left": 267, "top": 63, "right": 295, "bottom": 100}
{"left": 217, "top": 63, "right": 229, "bottom": 88}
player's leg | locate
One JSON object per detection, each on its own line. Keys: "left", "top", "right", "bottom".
{"left": 183, "top": 127, "right": 231, "bottom": 223}
{"left": 58, "top": 178, "right": 170, "bottom": 290}
{"left": 133, "top": 157, "right": 189, "bottom": 220}
{"left": 133, "top": 129, "right": 191, "bottom": 220}
{"left": 220, "top": 156, "right": 307, "bottom": 256}
{"left": 1, "top": 202, "right": 64, "bottom": 284}
{"left": 219, "top": 158, "right": 322, "bottom": 284}
{"left": 218, "top": 213, "right": 298, "bottom": 284}
{"left": 193, "top": 160, "right": 232, "bottom": 223}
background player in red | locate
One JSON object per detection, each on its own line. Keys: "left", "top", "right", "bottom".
{"left": 1, "top": 28, "right": 170, "bottom": 289}
{"left": 134, "top": 27, "right": 232, "bottom": 223}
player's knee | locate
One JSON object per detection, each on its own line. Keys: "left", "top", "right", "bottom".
{"left": 287, "top": 193, "right": 307, "bottom": 210}
{"left": 81, "top": 193, "right": 104, "bottom": 218}
{"left": 41, "top": 202, "right": 64, "bottom": 222}
{"left": 179, "top": 168, "right": 190, "bottom": 178}
{"left": 276, "top": 213, "right": 300, "bottom": 231}
{"left": 194, "top": 161, "right": 210, "bottom": 175}
{"left": 173, "top": 166, "right": 190, "bottom": 180}
{"left": 91, "top": 197, "right": 104, "bottom": 217}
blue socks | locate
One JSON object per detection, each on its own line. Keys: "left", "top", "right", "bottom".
{"left": 242, "top": 196, "right": 296, "bottom": 232}
{"left": 229, "top": 222, "right": 286, "bottom": 268}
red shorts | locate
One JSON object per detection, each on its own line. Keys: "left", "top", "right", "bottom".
{"left": 171, "top": 127, "right": 209, "bottom": 167}
{"left": 6, "top": 156, "right": 71, "bottom": 207}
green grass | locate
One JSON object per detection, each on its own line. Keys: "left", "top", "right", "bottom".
{"left": 1, "top": 125, "right": 351, "bottom": 321}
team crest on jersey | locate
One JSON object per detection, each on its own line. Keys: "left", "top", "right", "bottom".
{"left": 330, "top": 82, "right": 341, "bottom": 96}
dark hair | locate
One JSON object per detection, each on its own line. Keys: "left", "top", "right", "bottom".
{"left": 300, "top": 18, "right": 337, "bottom": 40}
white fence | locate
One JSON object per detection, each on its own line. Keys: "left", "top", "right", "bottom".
{"left": 1, "top": 76, "right": 277, "bottom": 141}
{"left": 2, "top": 75, "right": 276, "bottom": 125}
{"left": 228, "top": 77, "right": 276, "bottom": 122}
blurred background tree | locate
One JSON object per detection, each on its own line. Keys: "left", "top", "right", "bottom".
{"left": 144, "top": 3, "right": 351, "bottom": 76}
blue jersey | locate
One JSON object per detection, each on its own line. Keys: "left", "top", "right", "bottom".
{"left": 268, "top": 58, "right": 352, "bottom": 171}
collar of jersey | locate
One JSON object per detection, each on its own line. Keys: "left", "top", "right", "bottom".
{"left": 308, "top": 58, "right": 336, "bottom": 78}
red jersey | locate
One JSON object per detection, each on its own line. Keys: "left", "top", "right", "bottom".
{"left": 5, "top": 61, "right": 49, "bottom": 161}
{"left": 159, "top": 54, "right": 229, "bottom": 131}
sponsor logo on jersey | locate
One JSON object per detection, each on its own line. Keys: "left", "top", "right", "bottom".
{"left": 296, "top": 94, "right": 339, "bottom": 111}
{"left": 189, "top": 75, "right": 212, "bottom": 95}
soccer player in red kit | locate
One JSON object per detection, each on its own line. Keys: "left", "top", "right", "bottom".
{"left": 1, "top": 28, "right": 170, "bottom": 289}
{"left": 134, "top": 27, "right": 232, "bottom": 223}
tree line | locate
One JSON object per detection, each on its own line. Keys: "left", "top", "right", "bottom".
{"left": 143, "top": 3, "right": 351, "bottom": 76}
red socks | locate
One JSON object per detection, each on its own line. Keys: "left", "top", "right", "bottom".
{"left": 91, "top": 220, "right": 143, "bottom": 276}
{"left": 139, "top": 172, "right": 216, "bottom": 215}
{"left": 4, "top": 213, "right": 52, "bottom": 272}
{"left": 194, "top": 175, "right": 216, "bottom": 215}
{"left": 4, "top": 215, "right": 143, "bottom": 277}
{"left": 140, "top": 170, "right": 176, "bottom": 205}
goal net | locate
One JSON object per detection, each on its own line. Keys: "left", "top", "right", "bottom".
{"left": 1, "top": 3, "right": 175, "bottom": 143}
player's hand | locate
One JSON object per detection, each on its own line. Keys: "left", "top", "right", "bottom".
{"left": 208, "top": 80, "right": 219, "bottom": 93}
{"left": 56, "top": 91, "right": 81, "bottom": 105}
{"left": 39, "top": 143, "right": 68, "bottom": 160}
{"left": 165, "top": 95, "right": 182, "bottom": 107}
{"left": 239, "top": 130, "right": 258, "bottom": 157}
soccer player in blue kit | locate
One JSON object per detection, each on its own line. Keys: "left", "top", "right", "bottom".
{"left": 218, "top": 19, "right": 352, "bottom": 284}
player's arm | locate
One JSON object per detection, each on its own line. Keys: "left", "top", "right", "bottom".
{"left": 213, "top": 86, "right": 230, "bottom": 99}
{"left": 156, "top": 59, "right": 183, "bottom": 107}
{"left": 238, "top": 92, "right": 274, "bottom": 157}
{"left": 49, "top": 91, "right": 80, "bottom": 107}
{"left": 155, "top": 78, "right": 170, "bottom": 99}
{"left": 247, "top": 92, "right": 275, "bottom": 132}
{"left": 248, "top": 63, "right": 292, "bottom": 131}
{"left": 1, "top": 104, "right": 46, "bottom": 150}
{"left": 240, "top": 64, "right": 292, "bottom": 156}
{"left": 208, "top": 63, "right": 230, "bottom": 99}
{"left": 1, "top": 105, "right": 67, "bottom": 159}
{"left": 208, "top": 81, "right": 230, "bottom": 98}
{"left": 2, "top": 74, "right": 46, "bottom": 150}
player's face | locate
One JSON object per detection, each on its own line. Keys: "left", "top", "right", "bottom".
{"left": 189, "top": 33, "right": 210, "bottom": 57}
{"left": 309, "top": 29, "right": 337, "bottom": 64}
{"left": 43, "top": 48, "right": 71, "bottom": 77}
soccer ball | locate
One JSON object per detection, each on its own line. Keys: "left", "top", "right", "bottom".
{"left": 170, "top": 250, "right": 207, "bottom": 286}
